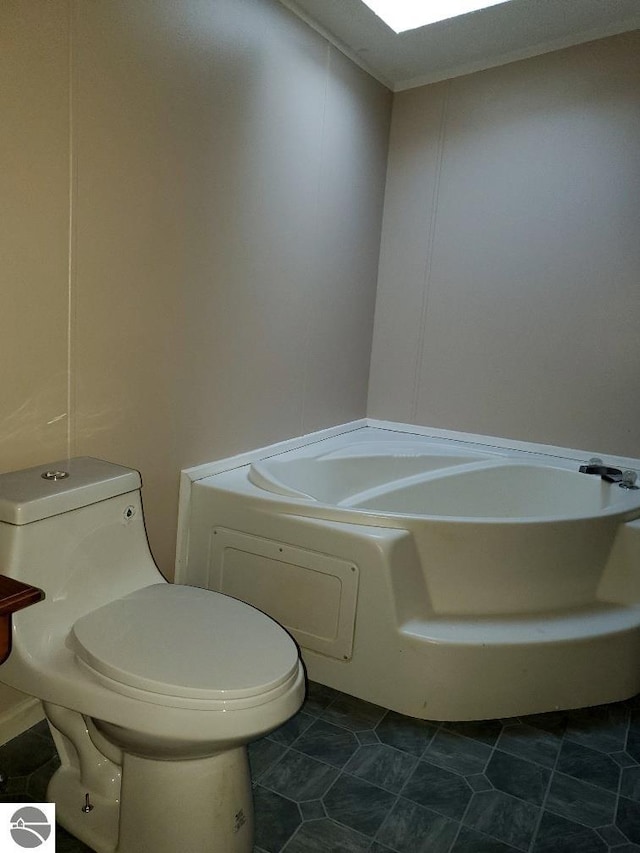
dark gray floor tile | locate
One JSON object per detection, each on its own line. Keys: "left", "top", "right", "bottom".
{"left": 629, "top": 720, "right": 640, "bottom": 770}
{"left": 3, "top": 779, "right": 26, "bottom": 797}
{"left": 611, "top": 846, "right": 640, "bottom": 853}
{"left": 463, "top": 789, "right": 540, "bottom": 851}
{"left": 253, "top": 785, "right": 302, "bottom": 853}
{"left": 303, "top": 682, "right": 340, "bottom": 717}
{"left": 618, "top": 796, "right": 640, "bottom": 845}
{"left": 293, "top": 719, "right": 359, "bottom": 768}
{"left": 423, "top": 729, "right": 492, "bottom": 776}
{"left": 4, "top": 767, "right": 30, "bottom": 796}
{"left": 55, "top": 825, "right": 95, "bottom": 853}
{"left": 546, "top": 772, "right": 617, "bottom": 828}
{"left": 597, "top": 823, "right": 630, "bottom": 846}
{"left": 628, "top": 709, "right": 640, "bottom": 733}
{"left": 627, "top": 729, "right": 640, "bottom": 764}
{"left": 622, "top": 766, "right": 640, "bottom": 802}
{"left": 443, "top": 719, "right": 504, "bottom": 746}
{"left": 322, "top": 773, "right": 395, "bottom": 836}
{"left": 485, "top": 750, "right": 550, "bottom": 806}
{"left": 343, "top": 743, "right": 417, "bottom": 793}
{"left": 260, "top": 749, "right": 338, "bottom": 801}
{"left": 283, "top": 818, "right": 371, "bottom": 852}
{"left": 556, "top": 739, "right": 620, "bottom": 792}
{"left": 249, "top": 737, "right": 287, "bottom": 781}
{"left": 30, "top": 719, "right": 53, "bottom": 742}
{"left": 51, "top": 829, "right": 74, "bottom": 853}
{"left": 497, "top": 723, "right": 562, "bottom": 769}
{"left": 564, "top": 705, "right": 629, "bottom": 754}
{"left": 321, "top": 694, "right": 386, "bottom": 732}
{"left": 299, "top": 799, "right": 325, "bottom": 820}
{"left": 376, "top": 796, "right": 459, "bottom": 853}
{"left": 613, "top": 751, "right": 638, "bottom": 767}
{"left": 0, "top": 793, "right": 36, "bottom": 802}
{"left": 0, "top": 730, "right": 57, "bottom": 777}
{"left": 356, "top": 730, "right": 379, "bottom": 745}
{"left": 452, "top": 825, "right": 522, "bottom": 852}
{"left": 268, "top": 711, "right": 315, "bottom": 746}
{"left": 532, "top": 810, "right": 607, "bottom": 853}
{"left": 27, "top": 755, "right": 60, "bottom": 802}
{"left": 467, "top": 773, "right": 494, "bottom": 792}
{"left": 402, "top": 760, "right": 472, "bottom": 820}
{"left": 519, "top": 710, "right": 568, "bottom": 736}
{"left": 375, "top": 711, "right": 438, "bottom": 756}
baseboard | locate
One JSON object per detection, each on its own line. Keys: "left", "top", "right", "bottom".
{"left": 0, "top": 696, "right": 44, "bottom": 746}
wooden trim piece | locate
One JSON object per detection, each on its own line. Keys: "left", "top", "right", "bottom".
{"left": 0, "top": 576, "right": 44, "bottom": 617}
{"left": 0, "top": 575, "right": 45, "bottom": 664}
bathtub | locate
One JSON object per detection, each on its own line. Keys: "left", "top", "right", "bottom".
{"left": 177, "top": 423, "right": 640, "bottom": 720}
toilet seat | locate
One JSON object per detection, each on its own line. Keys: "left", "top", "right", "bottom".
{"left": 70, "top": 583, "right": 299, "bottom": 703}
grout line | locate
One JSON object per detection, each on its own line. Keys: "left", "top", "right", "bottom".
{"left": 447, "top": 726, "right": 503, "bottom": 852}
{"left": 528, "top": 723, "right": 570, "bottom": 852}
{"left": 279, "top": 818, "right": 304, "bottom": 853}
{"left": 620, "top": 703, "right": 632, "bottom": 810}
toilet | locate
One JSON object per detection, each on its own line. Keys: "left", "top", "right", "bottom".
{"left": 0, "top": 457, "right": 305, "bottom": 853}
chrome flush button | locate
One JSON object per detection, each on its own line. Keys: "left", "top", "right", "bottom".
{"left": 41, "top": 470, "right": 70, "bottom": 481}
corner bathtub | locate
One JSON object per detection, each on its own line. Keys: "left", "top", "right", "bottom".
{"left": 178, "top": 425, "right": 640, "bottom": 720}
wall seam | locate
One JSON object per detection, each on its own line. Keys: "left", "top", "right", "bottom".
{"left": 66, "top": 0, "right": 78, "bottom": 461}
{"left": 409, "top": 81, "right": 450, "bottom": 421}
{"left": 300, "top": 42, "right": 331, "bottom": 436}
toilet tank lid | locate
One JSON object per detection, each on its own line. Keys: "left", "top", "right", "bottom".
{"left": 0, "top": 457, "right": 141, "bottom": 525}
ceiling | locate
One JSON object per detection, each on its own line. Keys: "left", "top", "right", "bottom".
{"left": 279, "top": 0, "right": 640, "bottom": 90}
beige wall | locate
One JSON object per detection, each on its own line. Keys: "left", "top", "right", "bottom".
{"left": 369, "top": 32, "right": 640, "bottom": 459}
{"left": 1, "top": 0, "right": 391, "bottom": 584}
{"left": 1, "top": 4, "right": 70, "bottom": 471}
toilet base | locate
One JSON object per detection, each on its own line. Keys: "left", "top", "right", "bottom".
{"left": 49, "top": 745, "right": 254, "bottom": 853}
{"left": 118, "top": 747, "right": 253, "bottom": 853}
{"left": 48, "top": 765, "right": 119, "bottom": 853}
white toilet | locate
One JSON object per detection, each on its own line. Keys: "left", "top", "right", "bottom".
{"left": 0, "top": 457, "right": 305, "bottom": 853}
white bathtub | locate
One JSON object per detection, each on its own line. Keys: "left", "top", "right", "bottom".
{"left": 178, "top": 424, "right": 640, "bottom": 720}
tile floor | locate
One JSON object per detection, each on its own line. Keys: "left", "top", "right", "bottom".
{"left": 3, "top": 683, "right": 640, "bottom": 852}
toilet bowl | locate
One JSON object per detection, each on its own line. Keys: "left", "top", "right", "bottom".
{"left": 0, "top": 457, "right": 305, "bottom": 853}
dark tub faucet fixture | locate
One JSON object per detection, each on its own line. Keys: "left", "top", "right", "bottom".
{"left": 579, "top": 458, "right": 638, "bottom": 489}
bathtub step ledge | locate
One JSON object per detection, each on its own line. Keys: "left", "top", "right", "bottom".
{"left": 401, "top": 603, "right": 640, "bottom": 646}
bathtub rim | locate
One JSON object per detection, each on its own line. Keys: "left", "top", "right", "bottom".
{"left": 203, "top": 464, "right": 640, "bottom": 528}
{"left": 175, "top": 419, "right": 640, "bottom": 578}
{"left": 247, "top": 451, "right": 640, "bottom": 522}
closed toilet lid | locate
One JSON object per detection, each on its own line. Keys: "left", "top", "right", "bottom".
{"left": 70, "top": 584, "right": 299, "bottom": 702}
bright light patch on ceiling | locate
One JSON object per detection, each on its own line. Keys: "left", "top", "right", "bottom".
{"left": 360, "top": 0, "right": 514, "bottom": 33}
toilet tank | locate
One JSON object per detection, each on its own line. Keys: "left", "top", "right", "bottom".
{"left": 0, "top": 457, "right": 141, "bottom": 525}
{"left": 0, "top": 458, "right": 162, "bottom": 629}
